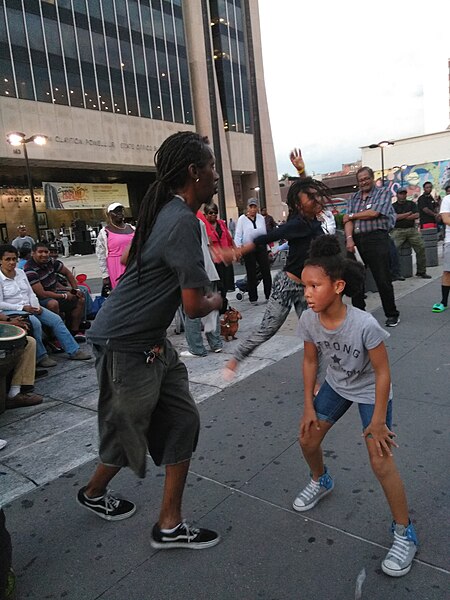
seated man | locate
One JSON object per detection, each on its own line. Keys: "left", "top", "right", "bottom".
{"left": 48, "top": 242, "right": 93, "bottom": 323}
{"left": 0, "top": 311, "right": 43, "bottom": 409}
{"left": 24, "top": 242, "right": 86, "bottom": 341}
{"left": 0, "top": 244, "right": 91, "bottom": 367}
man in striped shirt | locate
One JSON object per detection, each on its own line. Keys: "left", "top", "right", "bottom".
{"left": 344, "top": 166, "right": 400, "bottom": 328}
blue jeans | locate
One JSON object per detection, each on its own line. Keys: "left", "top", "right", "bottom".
{"left": 314, "top": 380, "right": 393, "bottom": 430}
{"left": 184, "top": 314, "right": 222, "bottom": 356}
{"left": 3, "top": 308, "right": 79, "bottom": 361}
{"left": 79, "top": 285, "right": 93, "bottom": 320}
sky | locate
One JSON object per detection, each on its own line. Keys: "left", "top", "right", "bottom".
{"left": 259, "top": 0, "right": 450, "bottom": 177}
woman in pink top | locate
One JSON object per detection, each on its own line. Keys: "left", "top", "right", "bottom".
{"left": 198, "top": 202, "right": 235, "bottom": 312}
{"left": 96, "top": 203, "right": 135, "bottom": 291}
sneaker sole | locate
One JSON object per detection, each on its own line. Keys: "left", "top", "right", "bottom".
{"left": 76, "top": 497, "right": 136, "bottom": 521}
{"left": 381, "top": 561, "right": 413, "bottom": 577}
{"left": 386, "top": 318, "right": 400, "bottom": 327}
{"left": 150, "top": 536, "right": 221, "bottom": 550}
{"left": 292, "top": 485, "right": 334, "bottom": 512}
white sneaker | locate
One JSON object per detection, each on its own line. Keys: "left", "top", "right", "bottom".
{"left": 381, "top": 521, "right": 418, "bottom": 577}
{"left": 0, "top": 439, "right": 7, "bottom": 450}
{"left": 293, "top": 468, "right": 334, "bottom": 512}
{"left": 180, "top": 350, "right": 206, "bottom": 358}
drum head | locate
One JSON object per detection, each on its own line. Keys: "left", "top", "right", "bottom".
{"left": 0, "top": 323, "right": 27, "bottom": 341}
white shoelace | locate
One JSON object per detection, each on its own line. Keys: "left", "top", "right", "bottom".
{"left": 386, "top": 531, "right": 411, "bottom": 563}
{"left": 298, "top": 479, "right": 321, "bottom": 503}
{"left": 102, "top": 491, "right": 121, "bottom": 513}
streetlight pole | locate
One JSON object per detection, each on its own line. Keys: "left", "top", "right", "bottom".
{"left": 369, "top": 141, "right": 394, "bottom": 187}
{"left": 22, "top": 143, "right": 41, "bottom": 242}
{"left": 6, "top": 132, "right": 48, "bottom": 242}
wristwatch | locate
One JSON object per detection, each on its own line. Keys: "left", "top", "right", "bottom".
{"left": 348, "top": 213, "right": 355, "bottom": 220}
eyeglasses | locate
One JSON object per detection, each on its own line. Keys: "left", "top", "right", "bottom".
{"left": 207, "top": 211, "right": 218, "bottom": 215}
{"left": 358, "top": 177, "right": 372, "bottom": 184}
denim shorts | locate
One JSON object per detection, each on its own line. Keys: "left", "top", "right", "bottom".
{"left": 314, "top": 380, "right": 392, "bottom": 430}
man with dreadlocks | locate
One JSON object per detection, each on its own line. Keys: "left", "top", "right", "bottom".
{"left": 225, "top": 149, "right": 333, "bottom": 377}
{"left": 78, "top": 132, "right": 222, "bottom": 550}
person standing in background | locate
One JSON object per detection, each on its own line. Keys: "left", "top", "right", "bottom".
{"left": 261, "top": 207, "right": 277, "bottom": 232}
{"left": 12, "top": 225, "right": 34, "bottom": 253}
{"left": 391, "top": 189, "right": 431, "bottom": 279}
{"left": 344, "top": 167, "right": 400, "bottom": 328}
{"left": 431, "top": 189, "right": 450, "bottom": 313}
{"left": 417, "top": 182, "right": 439, "bottom": 229}
{"left": 228, "top": 217, "right": 236, "bottom": 238}
{"left": 96, "top": 203, "right": 135, "bottom": 293}
{"left": 199, "top": 202, "right": 235, "bottom": 313}
{"left": 234, "top": 198, "right": 272, "bottom": 305}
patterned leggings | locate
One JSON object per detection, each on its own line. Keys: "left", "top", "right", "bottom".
{"left": 233, "top": 270, "right": 306, "bottom": 362}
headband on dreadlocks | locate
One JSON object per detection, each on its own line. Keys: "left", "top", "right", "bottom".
{"left": 286, "top": 177, "right": 332, "bottom": 219}
{"left": 127, "top": 131, "right": 212, "bottom": 277}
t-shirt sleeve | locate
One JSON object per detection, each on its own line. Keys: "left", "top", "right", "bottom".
{"left": 53, "top": 259, "right": 64, "bottom": 273}
{"left": 440, "top": 196, "right": 450, "bottom": 214}
{"left": 165, "top": 214, "right": 210, "bottom": 289}
{"left": 297, "top": 310, "right": 314, "bottom": 342}
{"left": 362, "top": 314, "right": 390, "bottom": 350}
{"left": 25, "top": 268, "right": 39, "bottom": 286}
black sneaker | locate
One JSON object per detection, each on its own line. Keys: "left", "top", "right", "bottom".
{"left": 385, "top": 316, "right": 400, "bottom": 327}
{"left": 392, "top": 275, "right": 405, "bottom": 281}
{"left": 77, "top": 486, "right": 136, "bottom": 521}
{"left": 150, "top": 520, "right": 220, "bottom": 550}
{"left": 416, "top": 273, "right": 432, "bottom": 279}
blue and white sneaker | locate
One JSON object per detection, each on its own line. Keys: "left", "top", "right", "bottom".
{"left": 293, "top": 467, "right": 334, "bottom": 512}
{"left": 382, "top": 521, "right": 418, "bottom": 577}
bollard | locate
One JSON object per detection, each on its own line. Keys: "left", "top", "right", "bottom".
{"left": 420, "top": 228, "right": 438, "bottom": 267}
{"left": 399, "top": 241, "right": 413, "bottom": 278}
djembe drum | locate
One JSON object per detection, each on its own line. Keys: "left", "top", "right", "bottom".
{"left": 0, "top": 323, "right": 27, "bottom": 414}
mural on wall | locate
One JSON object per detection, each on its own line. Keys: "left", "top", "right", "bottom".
{"left": 375, "top": 160, "right": 450, "bottom": 199}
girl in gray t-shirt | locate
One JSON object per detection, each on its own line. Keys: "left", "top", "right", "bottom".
{"left": 294, "top": 235, "right": 418, "bottom": 578}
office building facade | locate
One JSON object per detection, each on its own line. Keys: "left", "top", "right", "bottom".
{"left": 0, "top": 0, "right": 279, "bottom": 241}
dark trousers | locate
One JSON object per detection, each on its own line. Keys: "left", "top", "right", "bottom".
{"left": 352, "top": 230, "right": 399, "bottom": 319}
{"left": 243, "top": 246, "right": 272, "bottom": 302}
{"left": 389, "top": 236, "right": 401, "bottom": 277}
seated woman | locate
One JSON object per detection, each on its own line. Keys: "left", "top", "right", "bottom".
{"left": 0, "top": 244, "right": 91, "bottom": 367}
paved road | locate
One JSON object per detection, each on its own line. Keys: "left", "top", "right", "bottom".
{"left": 1, "top": 277, "right": 449, "bottom": 599}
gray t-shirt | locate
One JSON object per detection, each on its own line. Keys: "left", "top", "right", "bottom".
{"left": 89, "top": 196, "right": 210, "bottom": 351}
{"left": 298, "top": 305, "right": 390, "bottom": 404}
{"left": 12, "top": 235, "right": 34, "bottom": 252}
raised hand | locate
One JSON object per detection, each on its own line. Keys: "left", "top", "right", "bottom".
{"left": 290, "top": 148, "right": 306, "bottom": 176}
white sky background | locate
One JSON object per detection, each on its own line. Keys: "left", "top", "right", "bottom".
{"left": 259, "top": 0, "right": 450, "bottom": 176}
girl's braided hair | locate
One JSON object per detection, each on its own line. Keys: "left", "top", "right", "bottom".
{"left": 127, "top": 131, "right": 212, "bottom": 275}
{"left": 286, "top": 177, "right": 332, "bottom": 219}
{"left": 305, "top": 235, "right": 365, "bottom": 298}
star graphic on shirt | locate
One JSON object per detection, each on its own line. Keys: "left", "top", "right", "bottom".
{"left": 331, "top": 354, "right": 341, "bottom": 364}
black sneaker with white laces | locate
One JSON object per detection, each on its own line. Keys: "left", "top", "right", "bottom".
{"left": 385, "top": 316, "right": 400, "bottom": 327}
{"left": 150, "top": 520, "right": 220, "bottom": 550}
{"left": 77, "top": 486, "right": 136, "bottom": 521}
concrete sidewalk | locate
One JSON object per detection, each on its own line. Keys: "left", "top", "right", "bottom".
{"left": 1, "top": 278, "right": 449, "bottom": 599}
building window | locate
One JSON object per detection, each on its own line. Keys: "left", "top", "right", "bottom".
{"left": 210, "top": 0, "right": 252, "bottom": 134}
{"left": 0, "top": 0, "right": 193, "bottom": 124}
